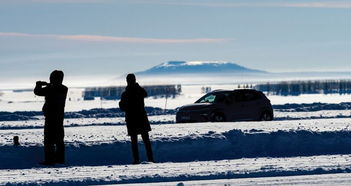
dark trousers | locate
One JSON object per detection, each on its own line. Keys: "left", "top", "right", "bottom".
{"left": 44, "top": 136, "right": 65, "bottom": 163}
{"left": 130, "top": 133, "right": 154, "bottom": 163}
{"left": 44, "top": 118, "right": 65, "bottom": 164}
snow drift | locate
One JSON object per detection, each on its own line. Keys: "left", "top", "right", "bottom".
{"left": 2, "top": 125, "right": 351, "bottom": 169}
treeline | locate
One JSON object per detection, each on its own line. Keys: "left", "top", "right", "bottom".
{"left": 83, "top": 84, "right": 182, "bottom": 100}
{"left": 255, "top": 80, "right": 351, "bottom": 96}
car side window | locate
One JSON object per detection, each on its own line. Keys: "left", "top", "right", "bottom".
{"left": 215, "top": 94, "right": 235, "bottom": 104}
{"left": 244, "top": 91, "right": 261, "bottom": 101}
{"left": 215, "top": 94, "right": 226, "bottom": 103}
{"left": 233, "top": 92, "right": 245, "bottom": 102}
{"left": 199, "top": 94, "right": 216, "bottom": 103}
{"left": 233, "top": 91, "right": 260, "bottom": 102}
{"left": 224, "top": 93, "right": 234, "bottom": 104}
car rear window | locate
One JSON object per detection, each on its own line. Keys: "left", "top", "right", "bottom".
{"left": 234, "top": 91, "right": 261, "bottom": 102}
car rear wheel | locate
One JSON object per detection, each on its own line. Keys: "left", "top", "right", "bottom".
{"left": 260, "top": 111, "right": 273, "bottom": 121}
{"left": 212, "top": 113, "right": 226, "bottom": 122}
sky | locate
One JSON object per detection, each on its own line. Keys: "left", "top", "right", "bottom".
{"left": 0, "top": 0, "right": 351, "bottom": 81}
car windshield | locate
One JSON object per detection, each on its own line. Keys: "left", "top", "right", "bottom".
{"left": 197, "top": 94, "right": 216, "bottom": 103}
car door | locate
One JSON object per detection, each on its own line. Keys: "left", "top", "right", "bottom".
{"left": 212, "top": 92, "right": 233, "bottom": 120}
{"left": 240, "top": 90, "right": 262, "bottom": 120}
{"left": 229, "top": 91, "right": 247, "bottom": 121}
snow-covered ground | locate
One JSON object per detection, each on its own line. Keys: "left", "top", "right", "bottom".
{"left": 2, "top": 84, "right": 351, "bottom": 185}
{"left": 1, "top": 155, "right": 351, "bottom": 185}
{"left": 2, "top": 118, "right": 351, "bottom": 184}
{"left": 2, "top": 109, "right": 351, "bottom": 129}
{"left": 126, "top": 173, "right": 351, "bottom": 186}
{"left": 2, "top": 118, "right": 351, "bottom": 147}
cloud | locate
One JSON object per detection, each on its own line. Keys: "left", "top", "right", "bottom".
{"left": 144, "top": 1, "right": 351, "bottom": 9}
{"left": 2, "top": 0, "right": 157, "bottom": 4}
{"left": 0, "top": 32, "right": 230, "bottom": 44}
{"left": 285, "top": 2, "right": 351, "bottom": 9}
{"left": 4, "top": 0, "right": 351, "bottom": 9}
{"left": 3, "top": 0, "right": 113, "bottom": 3}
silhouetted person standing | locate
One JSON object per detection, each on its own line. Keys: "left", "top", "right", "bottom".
{"left": 119, "top": 74, "right": 154, "bottom": 164}
{"left": 34, "top": 70, "right": 68, "bottom": 165}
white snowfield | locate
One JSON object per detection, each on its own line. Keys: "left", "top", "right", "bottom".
{"left": 0, "top": 115, "right": 175, "bottom": 129}
{"left": 2, "top": 110, "right": 351, "bottom": 129}
{"left": 1, "top": 155, "right": 351, "bottom": 185}
{"left": 2, "top": 118, "right": 351, "bottom": 147}
{"left": 2, "top": 119, "right": 351, "bottom": 173}
{"left": 2, "top": 87, "right": 351, "bottom": 185}
{"left": 125, "top": 173, "right": 351, "bottom": 186}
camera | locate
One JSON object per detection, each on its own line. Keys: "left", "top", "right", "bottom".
{"left": 36, "top": 81, "right": 49, "bottom": 86}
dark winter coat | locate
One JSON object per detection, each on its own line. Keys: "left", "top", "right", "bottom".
{"left": 34, "top": 83, "right": 68, "bottom": 140}
{"left": 119, "top": 83, "right": 151, "bottom": 136}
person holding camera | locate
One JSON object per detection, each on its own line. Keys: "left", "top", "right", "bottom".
{"left": 34, "top": 70, "right": 68, "bottom": 165}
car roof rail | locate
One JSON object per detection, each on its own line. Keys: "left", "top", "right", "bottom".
{"left": 233, "top": 88, "right": 257, "bottom": 92}
{"left": 211, "top": 89, "right": 225, "bottom": 92}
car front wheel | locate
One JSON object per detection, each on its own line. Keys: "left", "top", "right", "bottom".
{"left": 212, "top": 113, "right": 226, "bottom": 122}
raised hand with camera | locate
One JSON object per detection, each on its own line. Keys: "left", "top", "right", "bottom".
{"left": 36, "top": 81, "right": 49, "bottom": 86}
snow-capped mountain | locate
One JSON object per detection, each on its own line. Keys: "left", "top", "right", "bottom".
{"left": 136, "top": 61, "right": 266, "bottom": 75}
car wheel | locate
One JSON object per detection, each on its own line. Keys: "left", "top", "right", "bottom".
{"left": 212, "top": 113, "right": 226, "bottom": 122}
{"left": 260, "top": 111, "right": 273, "bottom": 121}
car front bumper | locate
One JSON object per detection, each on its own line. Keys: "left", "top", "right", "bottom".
{"left": 176, "top": 111, "right": 210, "bottom": 123}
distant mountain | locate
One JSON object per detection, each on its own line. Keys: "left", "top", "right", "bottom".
{"left": 136, "top": 61, "right": 266, "bottom": 76}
